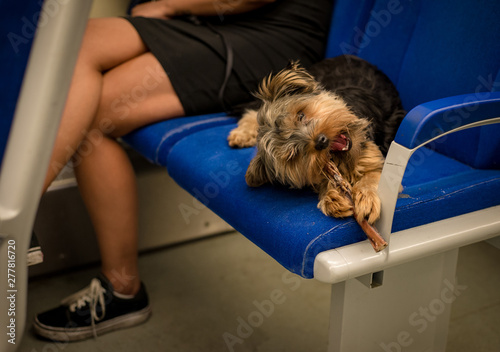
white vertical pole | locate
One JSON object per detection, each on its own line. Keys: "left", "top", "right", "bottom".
{"left": 0, "top": 1, "right": 94, "bottom": 350}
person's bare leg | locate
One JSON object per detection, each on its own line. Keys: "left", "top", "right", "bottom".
{"left": 42, "top": 18, "right": 184, "bottom": 295}
{"left": 73, "top": 136, "right": 141, "bottom": 295}
{"left": 72, "top": 49, "right": 184, "bottom": 295}
{"left": 42, "top": 17, "right": 148, "bottom": 193}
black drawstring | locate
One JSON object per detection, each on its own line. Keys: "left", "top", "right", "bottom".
{"left": 212, "top": 24, "right": 234, "bottom": 113}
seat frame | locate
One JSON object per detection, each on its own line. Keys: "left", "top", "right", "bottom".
{"left": 0, "top": 2, "right": 93, "bottom": 351}
{"left": 318, "top": 94, "right": 500, "bottom": 350}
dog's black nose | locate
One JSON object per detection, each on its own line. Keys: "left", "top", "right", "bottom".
{"left": 315, "top": 134, "right": 329, "bottom": 150}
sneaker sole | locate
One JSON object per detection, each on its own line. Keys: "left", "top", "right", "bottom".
{"left": 33, "top": 305, "right": 152, "bottom": 342}
{"left": 27, "top": 247, "right": 43, "bottom": 266}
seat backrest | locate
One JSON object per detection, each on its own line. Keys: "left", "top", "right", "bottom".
{"left": 0, "top": 0, "right": 43, "bottom": 166}
{"left": 326, "top": 0, "right": 500, "bottom": 169}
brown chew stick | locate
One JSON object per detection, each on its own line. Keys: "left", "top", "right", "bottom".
{"left": 354, "top": 213, "right": 388, "bottom": 252}
{"left": 324, "top": 161, "right": 388, "bottom": 252}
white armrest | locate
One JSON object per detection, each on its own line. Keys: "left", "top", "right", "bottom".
{"left": 314, "top": 115, "right": 500, "bottom": 284}
{"left": 314, "top": 205, "right": 500, "bottom": 283}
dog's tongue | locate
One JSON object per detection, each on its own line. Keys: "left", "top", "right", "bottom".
{"left": 330, "top": 134, "right": 351, "bottom": 152}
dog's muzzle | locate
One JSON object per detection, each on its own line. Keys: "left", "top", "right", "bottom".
{"left": 315, "top": 133, "right": 351, "bottom": 152}
{"left": 315, "top": 134, "right": 330, "bottom": 150}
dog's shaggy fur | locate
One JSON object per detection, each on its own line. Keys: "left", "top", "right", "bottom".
{"left": 228, "top": 55, "right": 405, "bottom": 224}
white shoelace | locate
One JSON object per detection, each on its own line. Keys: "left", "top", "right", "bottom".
{"left": 60, "top": 278, "right": 107, "bottom": 338}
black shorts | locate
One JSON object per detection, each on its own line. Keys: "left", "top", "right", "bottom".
{"left": 125, "top": 0, "right": 332, "bottom": 115}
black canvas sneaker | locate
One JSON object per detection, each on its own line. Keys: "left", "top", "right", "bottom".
{"left": 28, "top": 231, "right": 43, "bottom": 266}
{"left": 33, "top": 274, "right": 152, "bottom": 341}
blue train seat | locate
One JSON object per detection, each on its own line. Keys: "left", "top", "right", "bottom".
{"left": 123, "top": 0, "right": 500, "bottom": 350}
{"left": 124, "top": 0, "right": 500, "bottom": 277}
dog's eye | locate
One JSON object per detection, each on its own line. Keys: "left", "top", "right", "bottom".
{"left": 297, "top": 111, "right": 305, "bottom": 121}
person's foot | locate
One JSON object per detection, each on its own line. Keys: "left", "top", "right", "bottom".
{"left": 33, "top": 274, "right": 151, "bottom": 341}
{"left": 28, "top": 232, "right": 43, "bottom": 266}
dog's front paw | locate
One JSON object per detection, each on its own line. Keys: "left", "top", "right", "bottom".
{"left": 353, "top": 187, "right": 381, "bottom": 224}
{"left": 228, "top": 126, "right": 257, "bottom": 148}
{"left": 318, "top": 190, "right": 353, "bottom": 219}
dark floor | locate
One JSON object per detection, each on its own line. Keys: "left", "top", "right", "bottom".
{"left": 19, "top": 233, "right": 500, "bottom": 352}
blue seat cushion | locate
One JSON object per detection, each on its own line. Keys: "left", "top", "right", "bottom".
{"left": 122, "top": 113, "right": 236, "bottom": 165}
{"left": 166, "top": 123, "right": 500, "bottom": 278}
{"left": 328, "top": 0, "right": 500, "bottom": 169}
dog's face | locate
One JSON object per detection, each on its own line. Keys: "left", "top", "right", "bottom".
{"left": 246, "top": 63, "right": 370, "bottom": 189}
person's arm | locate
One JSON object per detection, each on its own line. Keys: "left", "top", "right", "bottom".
{"left": 131, "top": 0, "right": 276, "bottom": 19}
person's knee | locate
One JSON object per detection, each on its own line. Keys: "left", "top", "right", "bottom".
{"left": 77, "top": 18, "right": 101, "bottom": 65}
{"left": 77, "top": 18, "right": 141, "bottom": 72}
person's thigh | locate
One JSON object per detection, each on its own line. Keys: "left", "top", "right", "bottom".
{"left": 94, "top": 51, "right": 185, "bottom": 137}
{"left": 79, "top": 17, "right": 148, "bottom": 71}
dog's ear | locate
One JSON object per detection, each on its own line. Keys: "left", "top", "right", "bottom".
{"left": 256, "top": 61, "right": 321, "bottom": 103}
{"left": 245, "top": 153, "right": 269, "bottom": 187}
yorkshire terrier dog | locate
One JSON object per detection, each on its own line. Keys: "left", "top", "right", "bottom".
{"left": 228, "top": 55, "right": 405, "bottom": 225}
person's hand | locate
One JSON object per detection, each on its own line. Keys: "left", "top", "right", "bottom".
{"left": 131, "top": 1, "right": 174, "bottom": 19}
